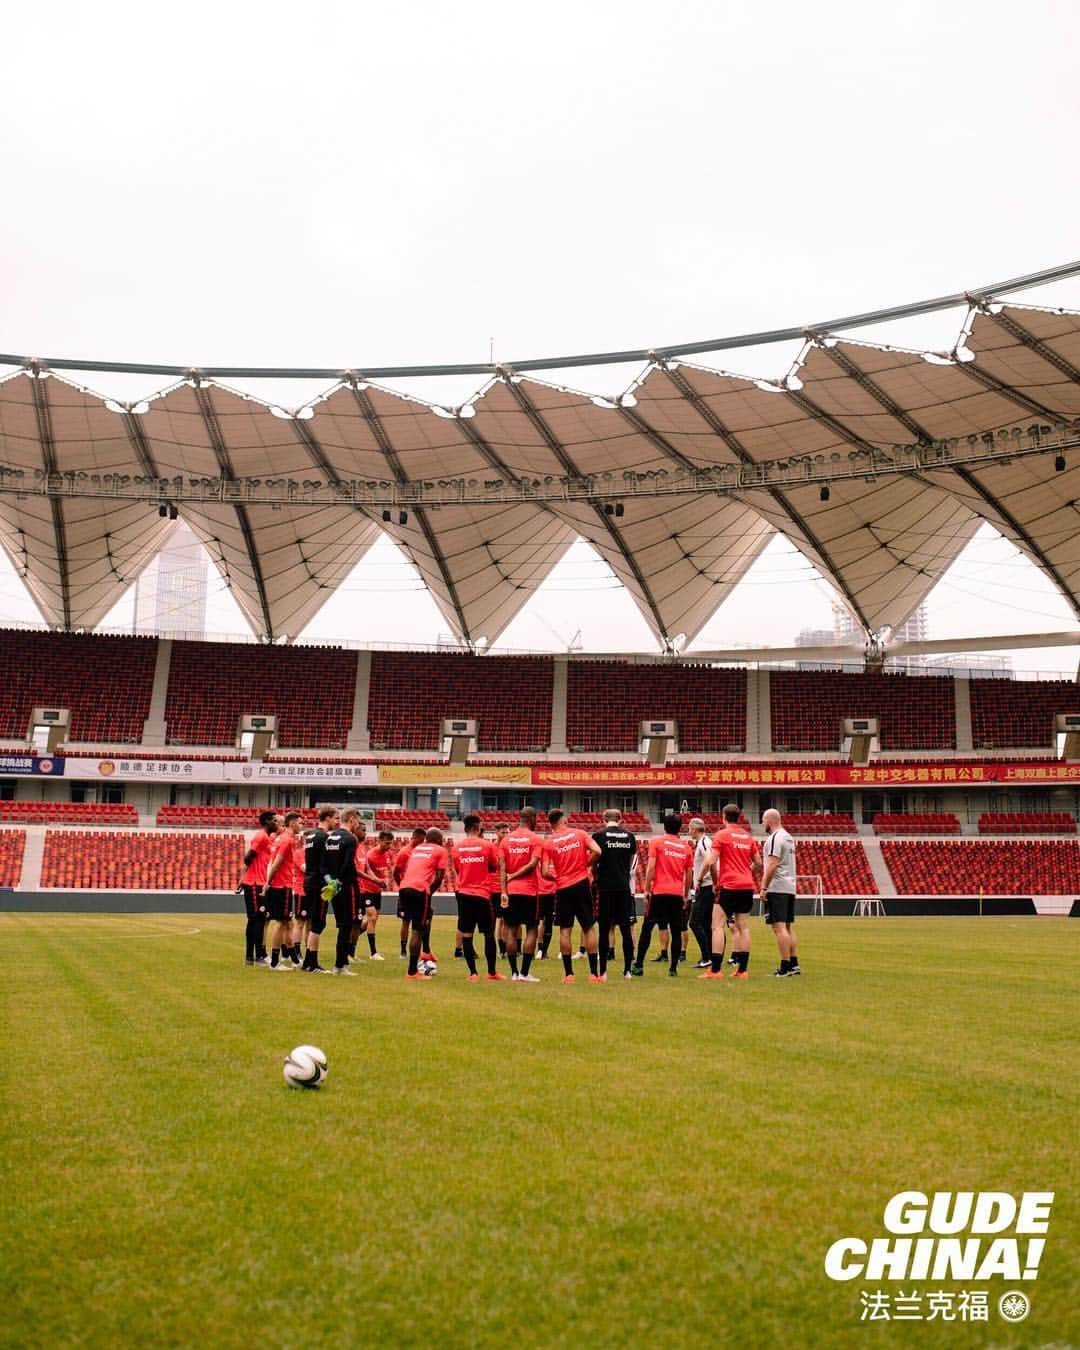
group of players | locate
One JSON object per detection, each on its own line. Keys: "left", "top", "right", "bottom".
{"left": 239, "top": 802, "right": 803, "bottom": 982}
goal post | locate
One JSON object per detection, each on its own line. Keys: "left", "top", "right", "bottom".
{"left": 796, "top": 873, "right": 824, "bottom": 916}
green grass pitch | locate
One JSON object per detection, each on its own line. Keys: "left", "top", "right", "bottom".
{"left": 3, "top": 914, "right": 1077, "bottom": 1348}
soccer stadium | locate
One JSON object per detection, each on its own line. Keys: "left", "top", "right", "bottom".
{"left": 3, "top": 7, "right": 1078, "bottom": 1348}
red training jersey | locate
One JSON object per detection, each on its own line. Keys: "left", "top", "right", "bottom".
{"left": 451, "top": 836, "right": 501, "bottom": 899}
{"left": 400, "top": 842, "right": 449, "bottom": 893}
{"left": 537, "top": 842, "right": 557, "bottom": 897}
{"left": 712, "top": 824, "right": 760, "bottom": 890}
{"left": 241, "top": 828, "right": 274, "bottom": 886}
{"left": 392, "top": 843, "right": 413, "bottom": 886}
{"left": 291, "top": 835, "right": 306, "bottom": 892}
{"left": 546, "top": 827, "right": 593, "bottom": 889}
{"left": 359, "top": 843, "right": 392, "bottom": 895}
{"left": 267, "top": 830, "right": 296, "bottom": 890}
{"left": 501, "top": 828, "right": 543, "bottom": 896}
{"left": 648, "top": 835, "right": 694, "bottom": 895}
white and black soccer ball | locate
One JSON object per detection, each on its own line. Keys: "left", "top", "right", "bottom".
{"left": 283, "top": 1044, "right": 328, "bottom": 1089}
{"left": 418, "top": 957, "right": 438, "bottom": 976}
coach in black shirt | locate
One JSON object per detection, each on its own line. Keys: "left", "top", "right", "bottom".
{"left": 324, "top": 811, "right": 359, "bottom": 976}
{"left": 593, "top": 808, "right": 638, "bottom": 979}
{"left": 300, "top": 805, "right": 338, "bottom": 972}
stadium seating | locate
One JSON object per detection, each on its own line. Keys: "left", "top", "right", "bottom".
{"left": 872, "top": 813, "right": 960, "bottom": 835}
{"left": 0, "top": 802, "right": 137, "bottom": 826}
{"left": 156, "top": 805, "right": 317, "bottom": 829}
{"left": 770, "top": 671, "right": 955, "bottom": 751}
{"left": 567, "top": 811, "right": 652, "bottom": 833}
{"left": 367, "top": 653, "right": 553, "bottom": 752}
{"left": 881, "top": 839, "right": 1080, "bottom": 894}
{"left": 164, "top": 642, "right": 357, "bottom": 748}
{"left": 40, "top": 830, "right": 246, "bottom": 889}
{"left": 478, "top": 811, "right": 552, "bottom": 834}
{"left": 374, "top": 809, "right": 451, "bottom": 832}
{"left": 0, "top": 828, "right": 26, "bottom": 887}
{"left": 969, "top": 678, "right": 1078, "bottom": 749}
{"left": 0, "top": 630, "right": 157, "bottom": 744}
{"left": 792, "top": 840, "right": 878, "bottom": 895}
{"left": 978, "top": 811, "right": 1077, "bottom": 835}
{"left": 678, "top": 812, "right": 751, "bottom": 833}
{"left": 779, "top": 813, "right": 857, "bottom": 836}
{"left": 565, "top": 662, "right": 746, "bottom": 753}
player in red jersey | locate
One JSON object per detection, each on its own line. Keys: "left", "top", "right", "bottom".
{"left": 500, "top": 808, "right": 544, "bottom": 982}
{"left": 263, "top": 811, "right": 304, "bottom": 970}
{"left": 542, "top": 809, "right": 603, "bottom": 983}
{"left": 356, "top": 828, "right": 393, "bottom": 961}
{"left": 240, "top": 809, "right": 278, "bottom": 965}
{"left": 491, "top": 821, "right": 510, "bottom": 958}
{"left": 449, "top": 814, "right": 506, "bottom": 981}
{"left": 631, "top": 815, "right": 693, "bottom": 977}
{"left": 535, "top": 831, "right": 558, "bottom": 961}
{"left": 701, "top": 803, "right": 761, "bottom": 979}
{"left": 394, "top": 827, "right": 427, "bottom": 958}
{"left": 398, "top": 828, "right": 449, "bottom": 979}
{"left": 285, "top": 822, "right": 306, "bottom": 966}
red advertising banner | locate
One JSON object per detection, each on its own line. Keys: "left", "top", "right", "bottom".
{"left": 530, "top": 762, "right": 1080, "bottom": 788}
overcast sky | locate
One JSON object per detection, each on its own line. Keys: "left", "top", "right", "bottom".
{"left": 1, "top": 1, "right": 1079, "bottom": 673}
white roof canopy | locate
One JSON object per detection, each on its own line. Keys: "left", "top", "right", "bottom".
{"left": 2, "top": 294, "right": 1079, "bottom": 646}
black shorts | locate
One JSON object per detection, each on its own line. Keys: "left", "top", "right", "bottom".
{"left": 308, "top": 897, "right": 329, "bottom": 935}
{"left": 359, "top": 890, "right": 382, "bottom": 913}
{"left": 539, "top": 890, "right": 556, "bottom": 924}
{"left": 765, "top": 891, "right": 796, "bottom": 926}
{"left": 555, "top": 879, "right": 596, "bottom": 930}
{"left": 241, "top": 883, "right": 265, "bottom": 919}
{"left": 501, "top": 891, "right": 540, "bottom": 931}
{"left": 398, "top": 887, "right": 431, "bottom": 929}
{"left": 719, "top": 887, "right": 755, "bottom": 915}
{"left": 265, "top": 886, "right": 292, "bottom": 922}
{"left": 331, "top": 886, "right": 357, "bottom": 929}
{"left": 598, "top": 888, "right": 634, "bottom": 927}
{"left": 647, "top": 892, "right": 686, "bottom": 932}
{"left": 457, "top": 893, "right": 495, "bottom": 935}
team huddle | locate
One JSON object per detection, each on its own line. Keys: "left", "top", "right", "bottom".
{"left": 238, "top": 804, "right": 803, "bottom": 982}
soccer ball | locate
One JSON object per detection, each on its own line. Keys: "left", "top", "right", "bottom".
{"left": 418, "top": 958, "right": 438, "bottom": 977}
{"left": 283, "top": 1044, "right": 328, "bottom": 1089}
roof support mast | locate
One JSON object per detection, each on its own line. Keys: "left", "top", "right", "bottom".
{"left": 190, "top": 375, "right": 275, "bottom": 642}
{"left": 346, "top": 378, "right": 473, "bottom": 644}
{"left": 28, "top": 365, "right": 71, "bottom": 629}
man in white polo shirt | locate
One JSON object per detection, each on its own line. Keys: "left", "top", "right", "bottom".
{"left": 758, "top": 807, "right": 801, "bottom": 977}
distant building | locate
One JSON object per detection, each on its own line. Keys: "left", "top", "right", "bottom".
{"left": 134, "top": 522, "right": 208, "bottom": 638}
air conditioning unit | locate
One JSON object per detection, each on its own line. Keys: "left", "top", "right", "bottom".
{"left": 28, "top": 706, "right": 70, "bottom": 753}
{"left": 238, "top": 714, "right": 278, "bottom": 760}
{"left": 841, "top": 716, "right": 879, "bottom": 765}
{"left": 441, "top": 718, "right": 478, "bottom": 766}
{"left": 1055, "top": 713, "right": 1080, "bottom": 760}
{"left": 639, "top": 719, "right": 678, "bottom": 766}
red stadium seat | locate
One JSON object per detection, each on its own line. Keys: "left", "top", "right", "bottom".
{"left": 566, "top": 662, "right": 746, "bottom": 753}
{"left": 164, "top": 642, "right": 357, "bottom": 748}
{"left": 0, "top": 630, "right": 157, "bottom": 744}
{"left": 40, "top": 829, "right": 248, "bottom": 890}
{"left": 970, "top": 679, "right": 1078, "bottom": 749}
{"left": 882, "top": 840, "right": 1080, "bottom": 894}
{"left": 978, "top": 812, "right": 1076, "bottom": 835}
{"left": 367, "top": 653, "right": 553, "bottom": 753}
{"left": 0, "top": 829, "right": 26, "bottom": 887}
{"left": 770, "top": 671, "right": 955, "bottom": 751}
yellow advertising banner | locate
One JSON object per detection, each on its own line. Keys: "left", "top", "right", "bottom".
{"left": 377, "top": 764, "right": 531, "bottom": 786}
